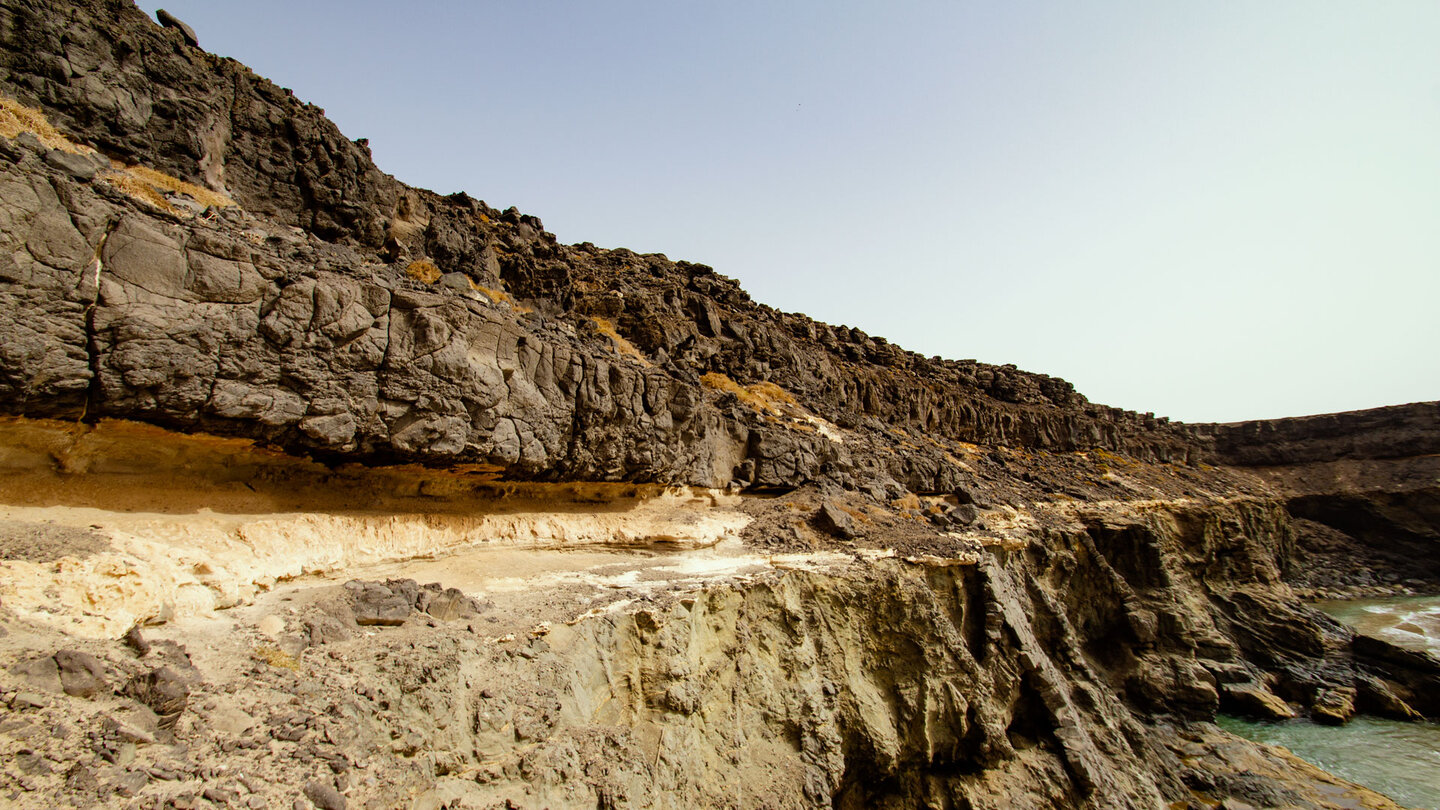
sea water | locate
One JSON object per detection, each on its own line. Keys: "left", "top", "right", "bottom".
{"left": 1220, "top": 595, "right": 1440, "bottom": 810}
{"left": 1217, "top": 715, "right": 1440, "bottom": 809}
{"left": 1314, "top": 595, "right": 1440, "bottom": 656}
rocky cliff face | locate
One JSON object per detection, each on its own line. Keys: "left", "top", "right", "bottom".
{"left": 1, "top": 3, "right": 1438, "bottom": 810}
{"left": 1195, "top": 402, "right": 1440, "bottom": 467}
{"left": 1193, "top": 405, "right": 1440, "bottom": 597}
{"left": 0, "top": 0, "right": 1201, "bottom": 496}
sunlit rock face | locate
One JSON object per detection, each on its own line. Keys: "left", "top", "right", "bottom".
{"left": 0, "top": 2, "right": 1437, "bottom": 808}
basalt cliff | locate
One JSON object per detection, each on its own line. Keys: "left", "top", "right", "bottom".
{"left": 0, "top": 3, "right": 1437, "bottom": 809}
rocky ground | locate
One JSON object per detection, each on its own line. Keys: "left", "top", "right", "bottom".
{"left": 1, "top": 416, "right": 1436, "bottom": 809}
{"left": 0, "top": 524, "right": 1421, "bottom": 810}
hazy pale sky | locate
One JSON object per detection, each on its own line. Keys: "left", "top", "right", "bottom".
{"left": 147, "top": 2, "right": 1439, "bottom": 423}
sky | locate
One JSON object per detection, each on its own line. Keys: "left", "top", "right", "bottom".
{"left": 145, "top": 2, "right": 1440, "bottom": 423}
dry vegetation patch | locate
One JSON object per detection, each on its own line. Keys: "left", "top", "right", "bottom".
{"left": 104, "top": 162, "right": 235, "bottom": 209}
{"left": 590, "top": 317, "right": 650, "bottom": 365}
{"left": 700, "top": 372, "right": 798, "bottom": 416}
{"left": 3, "top": 95, "right": 236, "bottom": 216}
{"left": 252, "top": 645, "right": 301, "bottom": 672}
{"left": 0, "top": 94, "right": 89, "bottom": 152}
{"left": 99, "top": 162, "right": 236, "bottom": 216}
{"left": 406, "top": 258, "right": 442, "bottom": 284}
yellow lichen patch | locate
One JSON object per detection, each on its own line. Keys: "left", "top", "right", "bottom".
{"left": 1089, "top": 447, "right": 1143, "bottom": 475}
{"left": 700, "top": 372, "right": 797, "bottom": 417}
{"left": 0, "top": 94, "right": 89, "bottom": 153}
{"left": 406, "top": 258, "right": 441, "bottom": 284}
{"left": 252, "top": 646, "right": 301, "bottom": 671}
{"left": 590, "top": 317, "right": 650, "bottom": 365}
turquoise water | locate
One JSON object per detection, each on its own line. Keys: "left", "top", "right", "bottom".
{"left": 1217, "top": 714, "right": 1440, "bottom": 810}
{"left": 1313, "top": 595, "right": 1440, "bottom": 656}
{"left": 1220, "top": 595, "right": 1440, "bottom": 809}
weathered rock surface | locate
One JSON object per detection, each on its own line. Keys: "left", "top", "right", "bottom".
{"left": 1219, "top": 683, "right": 1297, "bottom": 720}
{"left": 344, "top": 578, "right": 484, "bottom": 627}
{"left": 121, "top": 666, "right": 188, "bottom": 731}
{"left": 813, "top": 500, "right": 857, "bottom": 540}
{"left": 53, "top": 650, "right": 106, "bottom": 698}
{"left": 153, "top": 9, "right": 197, "bottom": 49}
{"left": 3, "top": 487, "right": 1428, "bottom": 809}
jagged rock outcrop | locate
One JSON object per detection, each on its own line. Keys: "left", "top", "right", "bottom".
{"left": 1, "top": 0, "right": 401, "bottom": 243}
{"left": 3, "top": 477, "right": 1430, "bottom": 809}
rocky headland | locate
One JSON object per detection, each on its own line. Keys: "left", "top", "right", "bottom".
{"left": 0, "top": 2, "right": 1436, "bottom": 808}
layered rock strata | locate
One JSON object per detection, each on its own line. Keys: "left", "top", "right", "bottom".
{"left": 1194, "top": 405, "right": 1440, "bottom": 596}
{"left": 1, "top": 437, "right": 1432, "bottom": 809}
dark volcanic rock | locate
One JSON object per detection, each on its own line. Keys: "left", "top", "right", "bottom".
{"left": 424, "top": 587, "right": 480, "bottom": 622}
{"left": 814, "top": 501, "right": 857, "bottom": 540}
{"left": 0, "top": 0, "right": 1207, "bottom": 492}
{"left": 346, "top": 580, "right": 414, "bottom": 627}
{"left": 154, "top": 9, "right": 198, "bottom": 48}
{"left": 1194, "top": 402, "right": 1440, "bottom": 466}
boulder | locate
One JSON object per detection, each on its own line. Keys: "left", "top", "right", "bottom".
{"left": 122, "top": 625, "right": 151, "bottom": 657}
{"left": 54, "top": 650, "right": 108, "bottom": 698}
{"left": 9, "top": 656, "right": 61, "bottom": 693}
{"left": 123, "top": 666, "right": 189, "bottom": 730}
{"left": 306, "top": 617, "right": 351, "bottom": 646}
{"left": 948, "top": 503, "right": 979, "bottom": 527}
{"left": 1219, "top": 683, "right": 1296, "bottom": 720}
{"left": 154, "top": 9, "right": 198, "bottom": 48}
{"left": 1310, "top": 686, "right": 1356, "bottom": 725}
{"left": 42, "top": 148, "right": 103, "bottom": 181}
{"left": 346, "top": 580, "right": 414, "bottom": 626}
{"left": 814, "top": 501, "right": 857, "bottom": 540}
{"left": 425, "top": 587, "right": 476, "bottom": 622}
{"left": 303, "top": 779, "right": 346, "bottom": 810}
